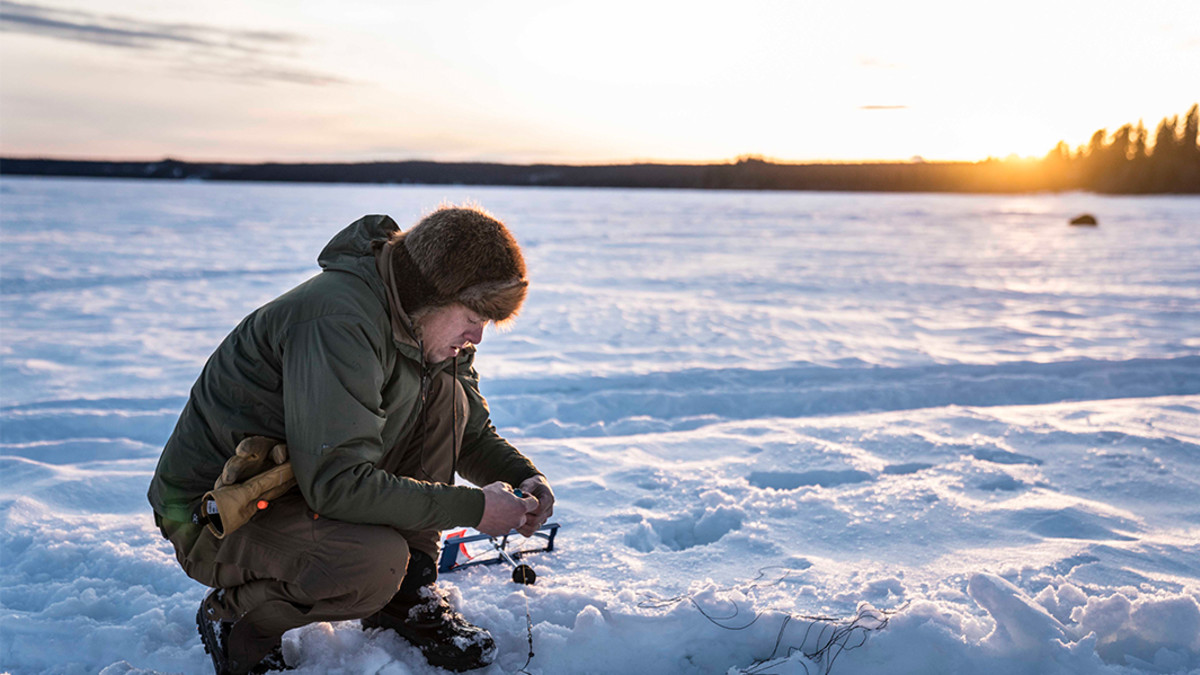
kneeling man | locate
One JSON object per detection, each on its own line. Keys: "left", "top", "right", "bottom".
{"left": 148, "top": 206, "right": 554, "bottom": 674}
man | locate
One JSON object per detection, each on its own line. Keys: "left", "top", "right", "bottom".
{"left": 148, "top": 206, "right": 555, "bottom": 674}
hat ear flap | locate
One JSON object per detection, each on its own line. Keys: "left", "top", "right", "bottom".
{"left": 458, "top": 279, "right": 528, "bottom": 326}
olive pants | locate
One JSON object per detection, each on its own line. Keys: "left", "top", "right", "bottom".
{"left": 159, "top": 369, "right": 468, "bottom": 670}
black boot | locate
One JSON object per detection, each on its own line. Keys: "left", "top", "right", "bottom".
{"left": 197, "top": 589, "right": 293, "bottom": 674}
{"left": 363, "top": 586, "right": 497, "bottom": 672}
{"left": 362, "top": 552, "right": 496, "bottom": 672}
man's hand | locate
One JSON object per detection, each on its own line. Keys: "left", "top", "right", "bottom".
{"left": 215, "top": 436, "right": 288, "bottom": 489}
{"left": 516, "top": 474, "right": 555, "bottom": 537}
{"left": 477, "top": 481, "right": 539, "bottom": 536}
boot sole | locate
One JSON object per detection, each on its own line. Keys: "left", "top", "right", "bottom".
{"left": 196, "top": 600, "right": 230, "bottom": 675}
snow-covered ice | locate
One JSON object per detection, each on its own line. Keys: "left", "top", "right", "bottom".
{"left": 1, "top": 177, "right": 1198, "bottom": 674}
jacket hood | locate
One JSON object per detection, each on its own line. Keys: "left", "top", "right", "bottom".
{"left": 318, "top": 214, "right": 400, "bottom": 305}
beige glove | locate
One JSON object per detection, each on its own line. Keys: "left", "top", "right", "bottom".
{"left": 201, "top": 436, "right": 296, "bottom": 539}
{"left": 214, "top": 436, "right": 289, "bottom": 488}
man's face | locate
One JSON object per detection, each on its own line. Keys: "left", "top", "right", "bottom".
{"left": 416, "top": 304, "right": 487, "bottom": 362}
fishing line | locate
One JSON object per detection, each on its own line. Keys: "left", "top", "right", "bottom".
{"left": 739, "top": 604, "right": 896, "bottom": 675}
{"left": 515, "top": 589, "right": 535, "bottom": 675}
{"left": 494, "top": 565, "right": 898, "bottom": 675}
{"left": 636, "top": 566, "right": 903, "bottom": 675}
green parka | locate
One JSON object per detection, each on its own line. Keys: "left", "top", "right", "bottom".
{"left": 148, "top": 215, "right": 540, "bottom": 531}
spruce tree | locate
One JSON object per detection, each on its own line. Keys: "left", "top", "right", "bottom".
{"left": 1130, "top": 120, "right": 1150, "bottom": 192}
{"left": 1105, "top": 125, "right": 1133, "bottom": 192}
{"left": 1180, "top": 105, "right": 1200, "bottom": 191}
{"left": 1084, "top": 128, "right": 1108, "bottom": 189}
{"left": 1184, "top": 104, "right": 1199, "bottom": 156}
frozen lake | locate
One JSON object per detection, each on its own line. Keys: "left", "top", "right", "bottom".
{"left": 1, "top": 177, "right": 1199, "bottom": 674}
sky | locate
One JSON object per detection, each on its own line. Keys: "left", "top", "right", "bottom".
{"left": 1, "top": 0, "right": 1198, "bottom": 165}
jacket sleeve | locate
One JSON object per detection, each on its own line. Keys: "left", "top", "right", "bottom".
{"left": 282, "top": 315, "right": 485, "bottom": 530}
{"left": 455, "top": 361, "right": 541, "bottom": 489}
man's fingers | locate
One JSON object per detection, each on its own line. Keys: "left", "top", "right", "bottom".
{"left": 518, "top": 512, "right": 549, "bottom": 537}
{"left": 479, "top": 482, "right": 542, "bottom": 535}
{"left": 234, "top": 436, "right": 273, "bottom": 460}
{"left": 219, "top": 455, "right": 254, "bottom": 486}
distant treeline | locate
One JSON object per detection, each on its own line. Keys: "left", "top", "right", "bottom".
{"left": 1042, "top": 103, "right": 1199, "bottom": 193}
{"left": 0, "top": 156, "right": 1092, "bottom": 193}
{"left": 2, "top": 105, "right": 1197, "bottom": 194}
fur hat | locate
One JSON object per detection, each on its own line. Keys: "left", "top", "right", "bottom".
{"left": 388, "top": 205, "right": 527, "bottom": 324}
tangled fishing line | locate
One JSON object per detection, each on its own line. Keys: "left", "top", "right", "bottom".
{"left": 507, "top": 566, "right": 899, "bottom": 675}
{"left": 636, "top": 567, "right": 902, "bottom": 675}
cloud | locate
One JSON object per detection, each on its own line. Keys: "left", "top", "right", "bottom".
{"left": 859, "top": 105, "right": 908, "bottom": 111}
{"left": 180, "top": 62, "right": 349, "bottom": 87}
{"left": 0, "top": 0, "right": 348, "bottom": 85}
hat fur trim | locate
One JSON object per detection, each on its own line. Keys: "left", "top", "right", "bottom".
{"left": 457, "top": 278, "right": 528, "bottom": 326}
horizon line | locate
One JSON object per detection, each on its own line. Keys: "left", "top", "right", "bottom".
{"left": 0, "top": 152, "right": 1044, "bottom": 168}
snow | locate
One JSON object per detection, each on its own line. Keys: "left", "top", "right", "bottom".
{"left": 1, "top": 176, "right": 1199, "bottom": 674}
